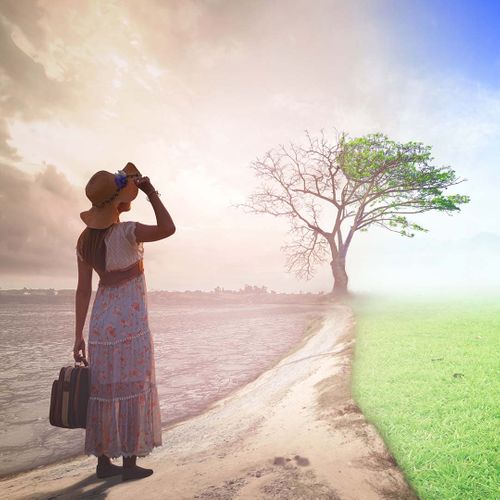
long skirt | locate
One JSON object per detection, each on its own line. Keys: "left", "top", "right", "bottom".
{"left": 84, "top": 272, "right": 163, "bottom": 458}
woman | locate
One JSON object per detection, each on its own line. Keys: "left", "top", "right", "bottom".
{"left": 73, "top": 162, "right": 175, "bottom": 481}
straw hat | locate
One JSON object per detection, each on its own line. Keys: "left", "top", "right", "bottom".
{"left": 80, "top": 162, "right": 142, "bottom": 229}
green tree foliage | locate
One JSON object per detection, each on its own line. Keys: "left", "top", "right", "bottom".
{"left": 341, "top": 132, "right": 470, "bottom": 237}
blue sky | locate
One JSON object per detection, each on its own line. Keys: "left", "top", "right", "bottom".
{"left": 376, "top": 0, "right": 500, "bottom": 87}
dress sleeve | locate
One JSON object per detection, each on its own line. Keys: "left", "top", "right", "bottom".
{"left": 123, "top": 221, "right": 138, "bottom": 247}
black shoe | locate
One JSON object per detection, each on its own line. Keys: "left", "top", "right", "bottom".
{"left": 96, "top": 463, "right": 124, "bottom": 478}
{"left": 122, "top": 465, "right": 154, "bottom": 481}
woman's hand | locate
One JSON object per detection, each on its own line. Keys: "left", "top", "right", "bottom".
{"left": 134, "top": 176, "right": 156, "bottom": 195}
{"left": 73, "top": 336, "right": 86, "bottom": 363}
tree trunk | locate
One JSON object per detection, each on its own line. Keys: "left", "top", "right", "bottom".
{"left": 330, "top": 256, "right": 349, "bottom": 298}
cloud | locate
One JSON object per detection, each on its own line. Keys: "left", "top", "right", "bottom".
{"left": 0, "top": 0, "right": 498, "bottom": 292}
{"left": 0, "top": 118, "right": 21, "bottom": 162}
{"left": 0, "top": 4, "right": 80, "bottom": 162}
{"left": 0, "top": 162, "right": 85, "bottom": 275}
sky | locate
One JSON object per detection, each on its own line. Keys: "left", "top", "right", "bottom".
{"left": 0, "top": 0, "right": 499, "bottom": 295}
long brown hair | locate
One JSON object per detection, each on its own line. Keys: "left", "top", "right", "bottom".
{"left": 76, "top": 226, "right": 114, "bottom": 276}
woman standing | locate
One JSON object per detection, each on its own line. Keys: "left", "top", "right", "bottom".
{"left": 73, "top": 162, "right": 175, "bottom": 481}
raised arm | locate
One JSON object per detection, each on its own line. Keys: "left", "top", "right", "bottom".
{"left": 133, "top": 175, "right": 176, "bottom": 243}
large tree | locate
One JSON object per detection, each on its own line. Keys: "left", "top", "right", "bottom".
{"left": 236, "top": 129, "right": 470, "bottom": 298}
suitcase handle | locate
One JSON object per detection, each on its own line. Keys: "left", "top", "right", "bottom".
{"left": 74, "top": 355, "right": 89, "bottom": 367}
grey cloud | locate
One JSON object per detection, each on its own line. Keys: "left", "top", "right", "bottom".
{"left": 0, "top": 0, "right": 47, "bottom": 50}
{"left": 33, "top": 162, "right": 77, "bottom": 201}
{"left": 0, "top": 163, "right": 87, "bottom": 276}
{"left": 0, "top": 10, "right": 81, "bottom": 163}
{"left": 0, "top": 17, "right": 78, "bottom": 121}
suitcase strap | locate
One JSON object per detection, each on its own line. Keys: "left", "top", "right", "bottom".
{"left": 61, "top": 368, "right": 72, "bottom": 427}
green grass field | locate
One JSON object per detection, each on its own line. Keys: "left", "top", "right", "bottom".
{"left": 349, "top": 292, "right": 500, "bottom": 500}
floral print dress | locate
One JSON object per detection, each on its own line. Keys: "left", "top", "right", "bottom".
{"left": 77, "top": 221, "right": 163, "bottom": 458}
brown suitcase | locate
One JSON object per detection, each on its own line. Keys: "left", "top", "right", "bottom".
{"left": 49, "top": 357, "right": 89, "bottom": 429}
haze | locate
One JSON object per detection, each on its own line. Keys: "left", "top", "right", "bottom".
{"left": 1, "top": 0, "right": 499, "bottom": 295}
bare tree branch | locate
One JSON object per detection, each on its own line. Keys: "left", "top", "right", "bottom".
{"left": 237, "top": 129, "right": 470, "bottom": 289}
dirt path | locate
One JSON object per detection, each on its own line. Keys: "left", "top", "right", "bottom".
{"left": 1, "top": 303, "right": 418, "bottom": 499}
